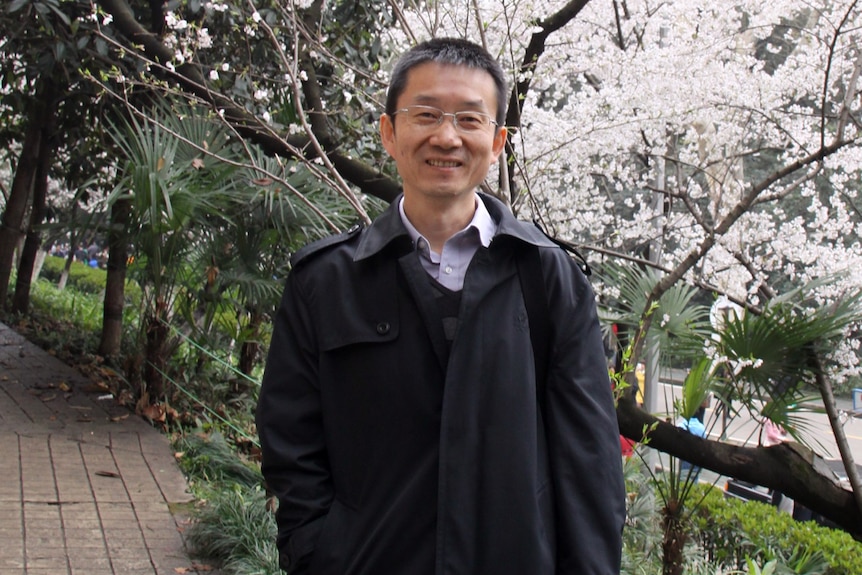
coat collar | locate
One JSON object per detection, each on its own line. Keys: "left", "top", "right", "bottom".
{"left": 354, "top": 192, "right": 555, "bottom": 262}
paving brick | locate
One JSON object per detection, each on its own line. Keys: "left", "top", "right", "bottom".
{"left": 0, "top": 322, "right": 221, "bottom": 575}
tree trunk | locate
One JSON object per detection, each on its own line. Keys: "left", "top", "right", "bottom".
{"left": 142, "top": 303, "right": 169, "bottom": 401}
{"left": 814, "top": 358, "right": 862, "bottom": 521}
{"left": 661, "top": 500, "right": 687, "bottom": 575}
{"left": 30, "top": 250, "right": 47, "bottom": 284}
{"left": 57, "top": 249, "right": 73, "bottom": 291}
{"left": 12, "top": 87, "right": 58, "bottom": 314}
{"left": 0, "top": 110, "right": 42, "bottom": 308}
{"left": 98, "top": 198, "right": 131, "bottom": 357}
{"left": 238, "top": 310, "right": 264, "bottom": 376}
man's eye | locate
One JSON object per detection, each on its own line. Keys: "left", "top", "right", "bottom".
{"left": 457, "top": 113, "right": 484, "bottom": 127}
{"left": 414, "top": 111, "right": 440, "bottom": 121}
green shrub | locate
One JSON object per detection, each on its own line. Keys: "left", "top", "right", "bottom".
{"left": 693, "top": 485, "right": 861, "bottom": 574}
{"left": 40, "top": 255, "right": 142, "bottom": 302}
{"left": 40, "top": 255, "right": 105, "bottom": 293}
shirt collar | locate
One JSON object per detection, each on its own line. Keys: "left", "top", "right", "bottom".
{"left": 397, "top": 194, "right": 496, "bottom": 253}
{"left": 354, "top": 192, "right": 556, "bottom": 262}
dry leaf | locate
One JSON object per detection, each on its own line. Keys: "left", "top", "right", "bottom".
{"left": 83, "top": 382, "right": 110, "bottom": 393}
{"left": 140, "top": 402, "right": 166, "bottom": 423}
{"left": 95, "top": 470, "right": 120, "bottom": 478}
{"left": 99, "top": 366, "right": 120, "bottom": 378}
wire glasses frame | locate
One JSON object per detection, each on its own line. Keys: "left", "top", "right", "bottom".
{"left": 392, "top": 105, "right": 499, "bottom": 133}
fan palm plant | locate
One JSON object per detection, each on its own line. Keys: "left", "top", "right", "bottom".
{"left": 176, "top": 145, "right": 364, "bottom": 381}
{"left": 107, "top": 99, "right": 242, "bottom": 403}
{"left": 710, "top": 278, "right": 862, "bottom": 518}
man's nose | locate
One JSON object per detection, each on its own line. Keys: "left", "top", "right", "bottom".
{"left": 430, "top": 115, "right": 462, "bottom": 144}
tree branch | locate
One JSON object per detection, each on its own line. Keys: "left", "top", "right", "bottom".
{"left": 616, "top": 398, "right": 862, "bottom": 538}
{"left": 97, "top": 0, "right": 401, "bottom": 204}
{"left": 504, "top": 0, "right": 592, "bottom": 195}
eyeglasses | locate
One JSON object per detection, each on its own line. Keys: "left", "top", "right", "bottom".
{"left": 392, "top": 105, "right": 498, "bottom": 133}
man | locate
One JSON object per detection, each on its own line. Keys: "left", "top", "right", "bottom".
{"left": 257, "top": 37, "right": 626, "bottom": 575}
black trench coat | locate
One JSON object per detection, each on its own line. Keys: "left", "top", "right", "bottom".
{"left": 257, "top": 193, "right": 626, "bottom": 575}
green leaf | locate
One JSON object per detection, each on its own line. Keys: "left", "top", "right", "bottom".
{"left": 44, "top": 0, "right": 70, "bottom": 26}
{"left": 7, "top": 0, "right": 29, "bottom": 14}
{"left": 681, "top": 357, "right": 713, "bottom": 420}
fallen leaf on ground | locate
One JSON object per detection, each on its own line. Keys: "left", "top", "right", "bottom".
{"left": 95, "top": 470, "right": 120, "bottom": 478}
{"left": 83, "top": 382, "right": 110, "bottom": 393}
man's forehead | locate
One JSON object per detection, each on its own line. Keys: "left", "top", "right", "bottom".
{"left": 411, "top": 94, "right": 488, "bottom": 109}
{"left": 400, "top": 63, "right": 496, "bottom": 108}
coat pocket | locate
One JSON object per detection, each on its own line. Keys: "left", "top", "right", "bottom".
{"left": 279, "top": 513, "right": 326, "bottom": 573}
{"left": 307, "top": 499, "right": 353, "bottom": 575}
{"left": 318, "top": 316, "right": 399, "bottom": 352}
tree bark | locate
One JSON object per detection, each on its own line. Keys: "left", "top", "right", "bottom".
{"left": 238, "top": 310, "right": 264, "bottom": 376}
{"left": 661, "top": 501, "right": 686, "bottom": 575}
{"left": 98, "top": 197, "right": 131, "bottom": 357}
{"left": 814, "top": 358, "right": 862, "bottom": 521}
{"left": 12, "top": 81, "right": 58, "bottom": 314}
{"left": 0, "top": 105, "right": 42, "bottom": 308}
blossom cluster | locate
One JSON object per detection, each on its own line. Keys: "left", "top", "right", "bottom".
{"left": 385, "top": 0, "right": 862, "bottom": 380}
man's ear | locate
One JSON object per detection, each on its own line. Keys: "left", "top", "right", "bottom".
{"left": 491, "top": 126, "right": 508, "bottom": 164}
{"left": 380, "top": 113, "right": 396, "bottom": 157}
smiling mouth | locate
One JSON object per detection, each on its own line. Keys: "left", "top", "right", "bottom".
{"left": 427, "top": 159, "right": 461, "bottom": 168}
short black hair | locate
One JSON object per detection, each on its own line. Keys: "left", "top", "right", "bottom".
{"left": 385, "top": 37, "right": 507, "bottom": 128}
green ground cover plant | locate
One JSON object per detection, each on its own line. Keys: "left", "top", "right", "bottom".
{"left": 176, "top": 432, "right": 279, "bottom": 575}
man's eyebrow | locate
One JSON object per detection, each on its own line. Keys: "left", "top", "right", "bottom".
{"left": 412, "top": 95, "right": 489, "bottom": 110}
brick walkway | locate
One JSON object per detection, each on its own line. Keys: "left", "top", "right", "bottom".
{"left": 0, "top": 321, "right": 212, "bottom": 575}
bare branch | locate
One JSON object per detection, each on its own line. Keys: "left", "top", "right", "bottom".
{"left": 97, "top": 0, "right": 401, "bottom": 205}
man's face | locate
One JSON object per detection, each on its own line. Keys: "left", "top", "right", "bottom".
{"left": 380, "top": 62, "right": 507, "bottom": 204}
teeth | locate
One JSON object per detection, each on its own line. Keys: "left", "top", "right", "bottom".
{"left": 428, "top": 160, "right": 460, "bottom": 167}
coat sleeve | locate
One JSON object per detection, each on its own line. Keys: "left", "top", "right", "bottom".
{"left": 543, "top": 252, "right": 626, "bottom": 575}
{"left": 256, "top": 270, "right": 332, "bottom": 574}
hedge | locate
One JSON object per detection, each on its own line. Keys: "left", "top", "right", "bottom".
{"left": 693, "top": 484, "right": 861, "bottom": 574}
{"left": 40, "top": 255, "right": 142, "bottom": 302}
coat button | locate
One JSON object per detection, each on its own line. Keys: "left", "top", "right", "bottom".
{"left": 376, "top": 322, "right": 390, "bottom": 335}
